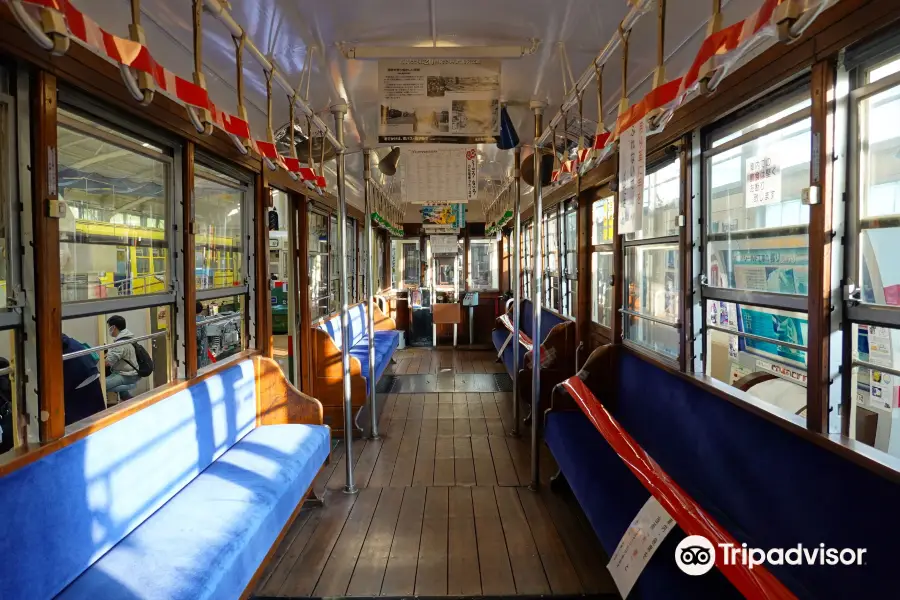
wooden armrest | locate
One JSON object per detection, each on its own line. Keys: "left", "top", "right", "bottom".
{"left": 254, "top": 356, "right": 324, "bottom": 426}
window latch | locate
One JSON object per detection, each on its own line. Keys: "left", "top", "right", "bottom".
{"left": 844, "top": 283, "right": 861, "bottom": 305}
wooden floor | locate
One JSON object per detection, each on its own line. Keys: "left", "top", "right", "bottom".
{"left": 255, "top": 349, "right": 617, "bottom": 598}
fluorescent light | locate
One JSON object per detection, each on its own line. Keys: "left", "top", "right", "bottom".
{"left": 342, "top": 41, "right": 539, "bottom": 60}
{"left": 227, "top": 208, "right": 239, "bottom": 217}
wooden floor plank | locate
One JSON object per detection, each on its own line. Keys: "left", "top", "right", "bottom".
{"left": 447, "top": 487, "right": 482, "bottom": 595}
{"left": 438, "top": 403, "right": 454, "bottom": 419}
{"left": 494, "top": 486, "right": 551, "bottom": 595}
{"left": 346, "top": 487, "right": 405, "bottom": 596}
{"left": 393, "top": 394, "right": 411, "bottom": 419}
{"left": 327, "top": 438, "right": 367, "bottom": 490}
{"left": 256, "top": 507, "right": 317, "bottom": 596}
{"left": 453, "top": 436, "right": 477, "bottom": 487}
{"left": 277, "top": 491, "right": 357, "bottom": 596}
{"left": 354, "top": 437, "right": 383, "bottom": 489}
{"left": 468, "top": 401, "right": 485, "bottom": 419}
{"left": 412, "top": 433, "right": 436, "bottom": 487}
{"left": 425, "top": 392, "right": 439, "bottom": 404}
{"left": 437, "top": 417, "right": 454, "bottom": 436}
{"left": 506, "top": 433, "right": 531, "bottom": 486}
{"left": 471, "top": 435, "right": 498, "bottom": 486}
{"left": 488, "top": 435, "right": 520, "bottom": 487}
{"left": 453, "top": 417, "right": 471, "bottom": 436}
{"left": 313, "top": 488, "right": 381, "bottom": 596}
{"left": 381, "top": 487, "right": 427, "bottom": 595}
{"left": 517, "top": 488, "right": 582, "bottom": 595}
{"left": 433, "top": 436, "right": 456, "bottom": 486}
{"left": 407, "top": 393, "right": 425, "bottom": 419}
{"left": 378, "top": 393, "right": 398, "bottom": 431}
{"left": 415, "top": 487, "right": 450, "bottom": 595}
{"left": 540, "top": 488, "right": 617, "bottom": 595}
{"left": 368, "top": 417, "right": 406, "bottom": 487}
{"left": 471, "top": 486, "right": 516, "bottom": 595}
{"left": 390, "top": 417, "right": 422, "bottom": 487}
{"left": 315, "top": 440, "right": 344, "bottom": 494}
{"left": 470, "top": 415, "right": 488, "bottom": 435}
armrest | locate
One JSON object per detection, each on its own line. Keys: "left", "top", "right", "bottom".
{"left": 312, "top": 329, "right": 363, "bottom": 377}
{"left": 372, "top": 301, "right": 397, "bottom": 331}
{"left": 254, "top": 356, "right": 324, "bottom": 426}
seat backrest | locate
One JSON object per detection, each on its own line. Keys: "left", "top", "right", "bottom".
{"left": 610, "top": 349, "right": 899, "bottom": 598}
{"left": 0, "top": 359, "right": 259, "bottom": 600}
{"left": 318, "top": 303, "right": 368, "bottom": 350}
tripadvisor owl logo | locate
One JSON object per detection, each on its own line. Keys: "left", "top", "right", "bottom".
{"left": 675, "top": 534, "right": 867, "bottom": 575}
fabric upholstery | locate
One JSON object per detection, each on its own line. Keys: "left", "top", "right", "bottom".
{"left": 319, "top": 307, "right": 399, "bottom": 386}
{"left": 0, "top": 360, "right": 258, "bottom": 600}
{"left": 491, "top": 300, "right": 567, "bottom": 380}
{"left": 58, "top": 424, "right": 330, "bottom": 600}
{"left": 545, "top": 411, "right": 742, "bottom": 599}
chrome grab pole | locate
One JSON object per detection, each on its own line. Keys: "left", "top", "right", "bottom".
{"left": 511, "top": 145, "right": 522, "bottom": 437}
{"left": 331, "top": 101, "right": 357, "bottom": 494}
{"left": 364, "top": 150, "right": 380, "bottom": 440}
{"left": 529, "top": 100, "right": 546, "bottom": 491}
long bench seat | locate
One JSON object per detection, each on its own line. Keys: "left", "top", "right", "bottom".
{"left": 0, "top": 355, "right": 329, "bottom": 600}
{"left": 545, "top": 344, "right": 900, "bottom": 598}
{"left": 492, "top": 299, "right": 576, "bottom": 422}
{"left": 312, "top": 302, "right": 399, "bottom": 434}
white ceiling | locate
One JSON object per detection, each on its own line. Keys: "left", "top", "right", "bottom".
{"left": 74, "top": 0, "right": 764, "bottom": 211}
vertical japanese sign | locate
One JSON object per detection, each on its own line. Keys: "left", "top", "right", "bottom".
{"left": 378, "top": 59, "right": 501, "bottom": 144}
{"left": 617, "top": 118, "right": 646, "bottom": 235}
{"left": 745, "top": 154, "right": 782, "bottom": 207}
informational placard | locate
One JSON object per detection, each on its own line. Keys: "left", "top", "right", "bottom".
{"left": 431, "top": 234, "right": 459, "bottom": 256}
{"left": 617, "top": 118, "right": 646, "bottom": 235}
{"left": 745, "top": 154, "right": 782, "bottom": 207}
{"left": 858, "top": 325, "right": 898, "bottom": 412}
{"left": 378, "top": 59, "right": 500, "bottom": 144}
{"left": 422, "top": 204, "right": 465, "bottom": 231}
{"left": 402, "top": 149, "right": 478, "bottom": 204}
{"left": 607, "top": 496, "right": 675, "bottom": 599}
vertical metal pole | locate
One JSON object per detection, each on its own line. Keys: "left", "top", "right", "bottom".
{"left": 287, "top": 195, "right": 299, "bottom": 386}
{"left": 529, "top": 100, "right": 546, "bottom": 491}
{"left": 511, "top": 145, "right": 521, "bottom": 436}
{"left": 332, "top": 101, "right": 357, "bottom": 494}
{"left": 364, "top": 151, "right": 380, "bottom": 439}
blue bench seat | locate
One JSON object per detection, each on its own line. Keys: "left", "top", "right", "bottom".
{"left": 0, "top": 356, "right": 329, "bottom": 600}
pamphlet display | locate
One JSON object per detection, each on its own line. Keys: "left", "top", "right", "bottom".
{"left": 607, "top": 496, "right": 675, "bottom": 598}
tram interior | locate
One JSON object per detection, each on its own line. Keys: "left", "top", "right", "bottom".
{"left": 1, "top": 0, "right": 900, "bottom": 599}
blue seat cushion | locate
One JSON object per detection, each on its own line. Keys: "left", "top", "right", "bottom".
{"left": 545, "top": 411, "right": 741, "bottom": 599}
{"left": 349, "top": 330, "right": 400, "bottom": 385}
{"left": 318, "top": 304, "right": 369, "bottom": 350}
{"left": 492, "top": 328, "right": 526, "bottom": 379}
{"left": 58, "top": 423, "right": 330, "bottom": 600}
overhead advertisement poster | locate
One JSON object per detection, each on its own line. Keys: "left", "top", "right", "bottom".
{"left": 422, "top": 204, "right": 466, "bottom": 232}
{"left": 378, "top": 59, "right": 501, "bottom": 144}
{"left": 402, "top": 148, "right": 479, "bottom": 204}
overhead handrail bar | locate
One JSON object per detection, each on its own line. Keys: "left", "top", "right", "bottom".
{"left": 203, "top": 0, "right": 343, "bottom": 152}
{"left": 62, "top": 330, "right": 167, "bottom": 361}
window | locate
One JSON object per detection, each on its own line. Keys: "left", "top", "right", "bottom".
{"left": 392, "top": 239, "right": 421, "bottom": 290}
{"left": 57, "top": 104, "right": 179, "bottom": 424}
{"left": 562, "top": 202, "right": 577, "bottom": 317}
{"left": 591, "top": 195, "right": 615, "bottom": 328}
{"left": 522, "top": 220, "right": 533, "bottom": 299}
{"left": 194, "top": 164, "right": 245, "bottom": 292}
{"left": 329, "top": 215, "right": 339, "bottom": 314}
{"left": 845, "top": 50, "right": 900, "bottom": 455}
{"left": 376, "top": 232, "right": 385, "bottom": 293}
{"left": 543, "top": 207, "right": 560, "bottom": 311}
{"left": 194, "top": 161, "right": 251, "bottom": 366}
{"left": 468, "top": 238, "right": 499, "bottom": 291}
{"left": 702, "top": 87, "right": 812, "bottom": 414}
{"left": 58, "top": 109, "right": 171, "bottom": 302}
{"left": 346, "top": 218, "right": 357, "bottom": 304}
{"left": 623, "top": 160, "right": 682, "bottom": 361}
{"left": 308, "top": 208, "right": 329, "bottom": 321}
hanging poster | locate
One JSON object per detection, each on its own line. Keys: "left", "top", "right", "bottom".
{"left": 422, "top": 204, "right": 466, "bottom": 232}
{"left": 607, "top": 496, "right": 675, "bottom": 599}
{"left": 431, "top": 234, "right": 459, "bottom": 256}
{"left": 401, "top": 148, "right": 479, "bottom": 204}
{"left": 745, "top": 153, "right": 782, "bottom": 207}
{"left": 617, "top": 118, "right": 646, "bottom": 235}
{"left": 378, "top": 59, "right": 501, "bottom": 144}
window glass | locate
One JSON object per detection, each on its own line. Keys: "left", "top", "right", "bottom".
{"left": 591, "top": 196, "right": 615, "bottom": 244}
{"left": 0, "top": 330, "right": 19, "bottom": 456}
{"left": 705, "top": 299, "right": 808, "bottom": 413}
{"left": 624, "top": 244, "right": 680, "bottom": 358}
{"left": 707, "top": 104, "right": 811, "bottom": 294}
{"left": 392, "top": 240, "right": 421, "bottom": 290}
{"left": 544, "top": 209, "right": 560, "bottom": 311}
{"left": 61, "top": 305, "right": 172, "bottom": 425}
{"left": 346, "top": 219, "right": 357, "bottom": 304}
{"left": 591, "top": 251, "right": 614, "bottom": 327}
{"left": 308, "top": 210, "right": 329, "bottom": 320}
{"left": 329, "top": 216, "right": 339, "bottom": 314}
{"left": 197, "top": 295, "right": 246, "bottom": 368}
{"left": 58, "top": 110, "right": 171, "bottom": 302}
{"left": 194, "top": 164, "right": 244, "bottom": 291}
{"left": 869, "top": 56, "right": 900, "bottom": 83}
{"left": 522, "top": 221, "right": 533, "bottom": 299}
{"left": 563, "top": 207, "right": 577, "bottom": 317}
{"left": 849, "top": 324, "right": 900, "bottom": 456}
{"left": 626, "top": 160, "right": 680, "bottom": 240}
{"left": 376, "top": 233, "right": 385, "bottom": 292}
{"left": 469, "top": 238, "right": 498, "bottom": 290}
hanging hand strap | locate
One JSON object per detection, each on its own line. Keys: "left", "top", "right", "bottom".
{"left": 119, "top": 0, "right": 155, "bottom": 105}
{"left": 187, "top": 0, "right": 214, "bottom": 135}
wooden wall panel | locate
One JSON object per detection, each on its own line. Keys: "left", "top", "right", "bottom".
{"left": 296, "top": 196, "right": 312, "bottom": 394}
{"left": 182, "top": 142, "right": 198, "bottom": 378}
{"left": 254, "top": 171, "right": 273, "bottom": 358}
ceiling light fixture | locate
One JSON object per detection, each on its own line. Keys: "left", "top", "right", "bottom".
{"left": 340, "top": 40, "right": 540, "bottom": 60}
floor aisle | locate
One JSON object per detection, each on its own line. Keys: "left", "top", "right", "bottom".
{"left": 254, "top": 348, "right": 618, "bottom": 598}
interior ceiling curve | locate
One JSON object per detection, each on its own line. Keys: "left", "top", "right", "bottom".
{"left": 74, "top": 0, "right": 767, "bottom": 210}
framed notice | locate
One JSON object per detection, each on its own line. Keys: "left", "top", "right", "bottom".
{"left": 378, "top": 59, "right": 501, "bottom": 144}
{"left": 745, "top": 153, "right": 782, "bottom": 207}
{"left": 402, "top": 148, "right": 478, "bottom": 204}
{"left": 618, "top": 118, "right": 646, "bottom": 235}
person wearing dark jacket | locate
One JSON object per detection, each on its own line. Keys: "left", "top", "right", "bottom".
{"left": 61, "top": 333, "right": 106, "bottom": 425}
